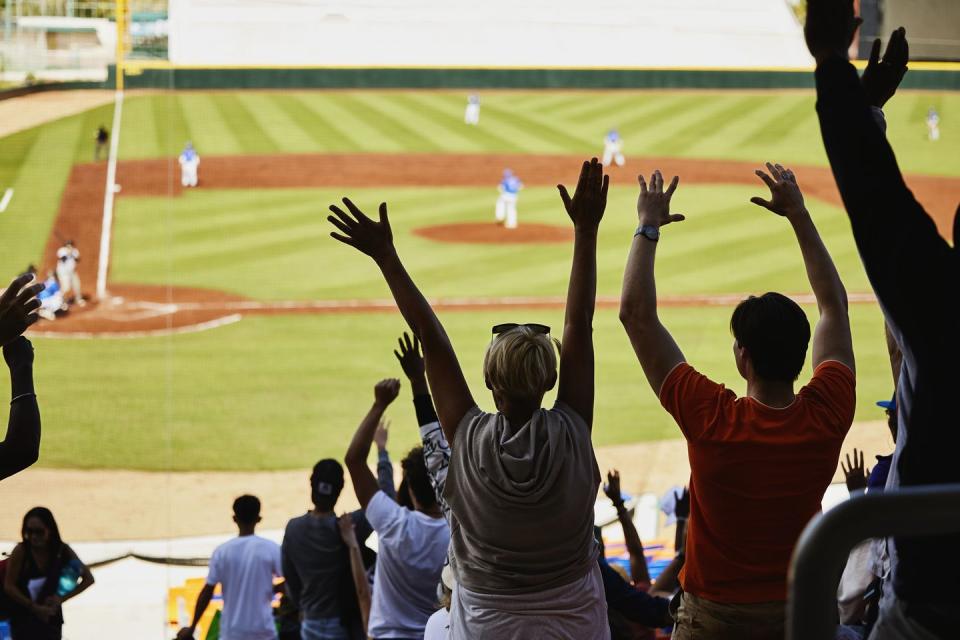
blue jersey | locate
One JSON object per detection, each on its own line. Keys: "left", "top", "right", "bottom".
{"left": 180, "top": 149, "right": 198, "bottom": 163}
{"left": 500, "top": 176, "right": 522, "bottom": 194}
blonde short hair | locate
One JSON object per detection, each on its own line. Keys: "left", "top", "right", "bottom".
{"left": 483, "top": 326, "right": 559, "bottom": 399}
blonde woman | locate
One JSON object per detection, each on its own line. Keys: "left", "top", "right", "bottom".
{"left": 327, "top": 158, "right": 610, "bottom": 638}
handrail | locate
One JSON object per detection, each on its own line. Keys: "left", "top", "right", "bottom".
{"left": 787, "top": 484, "right": 960, "bottom": 640}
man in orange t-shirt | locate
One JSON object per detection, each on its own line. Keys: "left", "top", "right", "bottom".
{"left": 619, "top": 163, "right": 856, "bottom": 639}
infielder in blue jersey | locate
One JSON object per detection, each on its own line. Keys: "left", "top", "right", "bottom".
{"left": 602, "top": 129, "right": 625, "bottom": 167}
{"left": 495, "top": 169, "right": 523, "bottom": 229}
{"left": 179, "top": 142, "right": 200, "bottom": 187}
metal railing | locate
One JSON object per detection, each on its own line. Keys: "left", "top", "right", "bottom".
{"left": 787, "top": 484, "right": 960, "bottom": 640}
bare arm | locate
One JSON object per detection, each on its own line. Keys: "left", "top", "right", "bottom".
{"left": 604, "top": 470, "right": 650, "bottom": 586}
{"left": 328, "top": 199, "right": 474, "bottom": 443}
{"left": 651, "top": 487, "right": 688, "bottom": 596}
{"left": 0, "top": 337, "right": 40, "bottom": 480}
{"left": 751, "top": 164, "right": 854, "bottom": 373}
{"left": 177, "top": 583, "right": 215, "bottom": 640}
{"left": 338, "top": 513, "right": 371, "bottom": 632}
{"left": 344, "top": 379, "right": 400, "bottom": 508}
{"left": 556, "top": 159, "right": 608, "bottom": 426}
{"left": 3, "top": 545, "right": 34, "bottom": 610}
{"left": 619, "top": 171, "right": 687, "bottom": 395}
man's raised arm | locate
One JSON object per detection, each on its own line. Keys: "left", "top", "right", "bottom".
{"left": 344, "top": 379, "right": 401, "bottom": 508}
{"left": 619, "top": 170, "right": 687, "bottom": 395}
{"left": 751, "top": 163, "right": 854, "bottom": 373}
{"left": 327, "top": 199, "right": 474, "bottom": 443}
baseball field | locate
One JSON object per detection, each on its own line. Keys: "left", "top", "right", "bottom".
{"left": 1, "top": 88, "right": 958, "bottom": 480}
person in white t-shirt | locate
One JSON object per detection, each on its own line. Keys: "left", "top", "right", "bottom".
{"left": 178, "top": 495, "right": 283, "bottom": 640}
{"left": 344, "top": 379, "right": 450, "bottom": 640}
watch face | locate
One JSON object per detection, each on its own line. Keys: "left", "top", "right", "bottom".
{"left": 643, "top": 226, "right": 660, "bottom": 240}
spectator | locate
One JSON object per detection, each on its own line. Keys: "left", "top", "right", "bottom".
{"left": 326, "top": 158, "right": 610, "bottom": 637}
{"left": 1, "top": 336, "right": 40, "bottom": 482}
{"left": 619, "top": 165, "right": 855, "bottom": 639}
{"left": 336, "top": 513, "right": 371, "bottom": 633}
{"left": 3, "top": 507, "right": 94, "bottom": 639}
{"left": 343, "top": 379, "right": 449, "bottom": 639}
{"left": 177, "top": 495, "right": 283, "bottom": 640}
{"left": 374, "top": 419, "right": 397, "bottom": 501}
{"left": 603, "top": 470, "right": 652, "bottom": 588}
{"left": 282, "top": 459, "right": 370, "bottom": 640}
{"left": 805, "top": 4, "right": 960, "bottom": 636}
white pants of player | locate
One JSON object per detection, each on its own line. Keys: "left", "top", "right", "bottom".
{"left": 602, "top": 148, "right": 625, "bottom": 167}
{"left": 495, "top": 193, "right": 518, "bottom": 229}
{"left": 465, "top": 104, "right": 480, "bottom": 125}
{"left": 56, "top": 268, "right": 82, "bottom": 300}
{"left": 928, "top": 124, "right": 940, "bottom": 141}
{"left": 181, "top": 162, "right": 199, "bottom": 187}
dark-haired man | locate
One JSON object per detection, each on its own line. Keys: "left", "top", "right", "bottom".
{"left": 178, "top": 495, "right": 283, "bottom": 640}
{"left": 345, "top": 379, "right": 449, "bottom": 640}
{"left": 283, "top": 458, "right": 372, "bottom": 640}
{"left": 619, "top": 165, "right": 855, "bottom": 639}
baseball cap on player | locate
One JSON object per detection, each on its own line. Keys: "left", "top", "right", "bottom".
{"left": 310, "top": 458, "right": 344, "bottom": 511}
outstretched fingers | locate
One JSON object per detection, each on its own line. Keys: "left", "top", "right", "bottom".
{"left": 750, "top": 196, "right": 774, "bottom": 211}
{"left": 557, "top": 184, "right": 572, "bottom": 212}
{"left": 0, "top": 273, "right": 33, "bottom": 306}
{"left": 664, "top": 175, "right": 680, "bottom": 198}
{"left": 637, "top": 174, "right": 648, "bottom": 194}
{"left": 868, "top": 38, "right": 882, "bottom": 68}
{"left": 755, "top": 169, "right": 777, "bottom": 191}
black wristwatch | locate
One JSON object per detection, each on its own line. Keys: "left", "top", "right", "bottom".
{"left": 635, "top": 225, "right": 660, "bottom": 242}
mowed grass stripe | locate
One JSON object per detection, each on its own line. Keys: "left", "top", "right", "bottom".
{"left": 398, "top": 93, "right": 524, "bottom": 152}
{"left": 645, "top": 95, "right": 776, "bottom": 157}
{"left": 333, "top": 94, "right": 444, "bottom": 152}
{"left": 629, "top": 96, "right": 753, "bottom": 156}
{"left": 736, "top": 96, "right": 815, "bottom": 150}
{"left": 177, "top": 94, "right": 245, "bottom": 156}
{"left": 118, "top": 95, "right": 161, "bottom": 159}
{"left": 482, "top": 102, "right": 596, "bottom": 151}
{"left": 298, "top": 95, "right": 402, "bottom": 152}
{"left": 235, "top": 93, "right": 319, "bottom": 153}
{"left": 209, "top": 94, "right": 280, "bottom": 153}
{"left": 272, "top": 94, "right": 354, "bottom": 152}
{"left": 555, "top": 92, "right": 648, "bottom": 127}
{"left": 617, "top": 95, "right": 711, "bottom": 149}
{"left": 152, "top": 93, "right": 192, "bottom": 158}
{"left": 351, "top": 93, "right": 483, "bottom": 152}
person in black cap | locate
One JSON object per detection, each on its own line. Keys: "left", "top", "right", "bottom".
{"left": 281, "top": 459, "right": 372, "bottom": 640}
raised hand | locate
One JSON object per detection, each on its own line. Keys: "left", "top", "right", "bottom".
{"left": 327, "top": 198, "right": 395, "bottom": 262}
{"left": 558, "top": 157, "right": 609, "bottom": 231}
{"left": 842, "top": 447, "right": 869, "bottom": 493}
{"left": 637, "top": 170, "right": 684, "bottom": 228}
{"left": 0, "top": 274, "right": 44, "bottom": 347}
{"left": 374, "top": 378, "right": 401, "bottom": 407}
{"left": 750, "top": 163, "right": 807, "bottom": 219}
{"left": 861, "top": 27, "right": 909, "bottom": 108}
{"left": 804, "top": 0, "right": 862, "bottom": 64}
{"left": 3, "top": 336, "right": 34, "bottom": 371}
{"left": 373, "top": 419, "right": 390, "bottom": 452}
{"left": 394, "top": 332, "right": 425, "bottom": 382}
{"left": 604, "top": 469, "right": 623, "bottom": 506}
{"left": 337, "top": 512, "right": 360, "bottom": 548}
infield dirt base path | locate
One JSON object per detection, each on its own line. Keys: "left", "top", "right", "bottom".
{"left": 0, "top": 421, "right": 894, "bottom": 541}
{"left": 35, "top": 152, "right": 960, "bottom": 336}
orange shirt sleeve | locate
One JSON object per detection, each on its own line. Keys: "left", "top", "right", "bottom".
{"left": 659, "top": 363, "right": 734, "bottom": 442}
{"left": 799, "top": 361, "right": 857, "bottom": 434}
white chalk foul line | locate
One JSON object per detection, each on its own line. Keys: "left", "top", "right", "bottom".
{"left": 29, "top": 314, "right": 242, "bottom": 340}
{"left": 0, "top": 188, "right": 13, "bottom": 212}
{"left": 96, "top": 90, "right": 124, "bottom": 301}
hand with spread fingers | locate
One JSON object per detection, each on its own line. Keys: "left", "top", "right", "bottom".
{"left": 0, "top": 273, "right": 44, "bottom": 347}
{"left": 804, "top": 0, "right": 862, "bottom": 64}
{"left": 327, "top": 198, "right": 395, "bottom": 262}
{"left": 636, "top": 170, "right": 684, "bottom": 229}
{"left": 841, "top": 447, "right": 870, "bottom": 493}
{"left": 604, "top": 469, "right": 624, "bottom": 506}
{"left": 750, "top": 163, "right": 807, "bottom": 219}
{"left": 861, "top": 27, "right": 909, "bottom": 108}
{"left": 394, "top": 332, "right": 425, "bottom": 382}
{"left": 557, "top": 157, "right": 609, "bottom": 232}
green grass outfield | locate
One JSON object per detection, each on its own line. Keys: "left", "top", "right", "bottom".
{"left": 0, "top": 89, "right": 956, "bottom": 470}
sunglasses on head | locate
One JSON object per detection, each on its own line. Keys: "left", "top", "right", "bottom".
{"left": 491, "top": 323, "right": 551, "bottom": 336}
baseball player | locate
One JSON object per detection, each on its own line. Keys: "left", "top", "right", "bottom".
{"left": 95, "top": 125, "right": 109, "bottom": 161}
{"left": 602, "top": 129, "right": 625, "bottom": 167}
{"left": 464, "top": 94, "right": 481, "bottom": 125}
{"left": 55, "top": 240, "right": 84, "bottom": 306}
{"left": 927, "top": 107, "right": 940, "bottom": 141}
{"left": 494, "top": 169, "right": 523, "bottom": 229}
{"left": 178, "top": 142, "right": 200, "bottom": 187}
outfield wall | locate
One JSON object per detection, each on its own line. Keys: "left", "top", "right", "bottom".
{"left": 112, "top": 64, "right": 960, "bottom": 91}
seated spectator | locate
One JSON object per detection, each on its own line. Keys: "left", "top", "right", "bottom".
{"left": 327, "top": 159, "right": 610, "bottom": 638}
{"left": 343, "top": 379, "right": 449, "bottom": 640}
{"left": 283, "top": 459, "right": 371, "bottom": 640}
{"left": 805, "top": 5, "right": 960, "bottom": 635}
{"left": 619, "top": 165, "right": 855, "bottom": 639}
{"left": 177, "top": 495, "right": 283, "bottom": 640}
{"left": 0, "top": 274, "right": 43, "bottom": 482}
{"left": 3, "top": 506, "right": 95, "bottom": 639}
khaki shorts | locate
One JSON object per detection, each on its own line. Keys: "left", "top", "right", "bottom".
{"left": 672, "top": 592, "right": 785, "bottom": 640}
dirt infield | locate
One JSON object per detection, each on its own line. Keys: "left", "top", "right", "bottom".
{"left": 34, "top": 152, "right": 959, "bottom": 337}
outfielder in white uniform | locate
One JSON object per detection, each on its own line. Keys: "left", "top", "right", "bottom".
{"left": 602, "top": 129, "right": 625, "bottom": 167}
{"left": 927, "top": 107, "right": 940, "bottom": 141}
{"left": 179, "top": 142, "right": 200, "bottom": 187}
{"left": 465, "top": 94, "right": 481, "bottom": 125}
{"left": 495, "top": 169, "right": 523, "bottom": 229}
{"left": 55, "top": 241, "right": 84, "bottom": 305}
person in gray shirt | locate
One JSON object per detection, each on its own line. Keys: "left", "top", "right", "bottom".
{"left": 283, "top": 459, "right": 372, "bottom": 640}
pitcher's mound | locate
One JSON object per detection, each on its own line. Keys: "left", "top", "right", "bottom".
{"left": 414, "top": 222, "right": 573, "bottom": 244}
